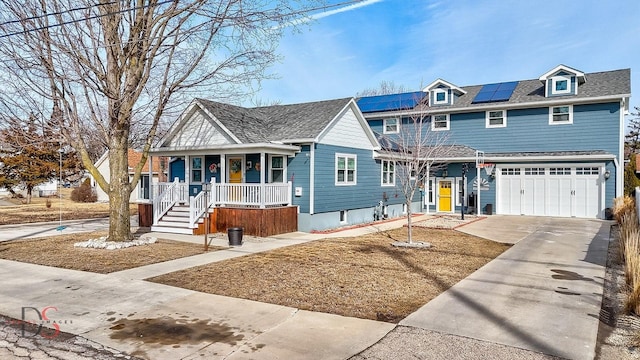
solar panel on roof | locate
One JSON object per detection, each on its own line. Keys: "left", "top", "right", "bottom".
{"left": 357, "top": 91, "right": 427, "bottom": 113}
{"left": 471, "top": 81, "right": 518, "bottom": 104}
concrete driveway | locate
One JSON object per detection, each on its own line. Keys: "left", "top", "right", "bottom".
{"left": 397, "top": 215, "right": 610, "bottom": 359}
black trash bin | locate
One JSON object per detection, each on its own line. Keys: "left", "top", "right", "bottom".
{"left": 228, "top": 227, "right": 243, "bottom": 246}
{"left": 485, "top": 203, "right": 493, "bottom": 215}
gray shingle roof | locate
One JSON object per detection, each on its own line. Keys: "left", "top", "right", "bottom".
{"left": 196, "top": 98, "right": 352, "bottom": 143}
{"left": 362, "top": 68, "right": 630, "bottom": 113}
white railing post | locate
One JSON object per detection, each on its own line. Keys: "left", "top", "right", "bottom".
{"left": 287, "top": 181, "right": 292, "bottom": 205}
{"left": 210, "top": 177, "right": 216, "bottom": 206}
{"left": 260, "top": 183, "right": 266, "bottom": 208}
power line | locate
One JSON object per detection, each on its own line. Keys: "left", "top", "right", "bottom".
{"left": 0, "top": 0, "right": 174, "bottom": 39}
{"left": 0, "top": 1, "right": 116, "bottom": 27}
{"left": 0, "top": 0, "right": 367, "bottom": 40}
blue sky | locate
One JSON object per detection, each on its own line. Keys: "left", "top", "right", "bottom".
{"left": 258, "top": 0, "right": 639, "bottom": 124}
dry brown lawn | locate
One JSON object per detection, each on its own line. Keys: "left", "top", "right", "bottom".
{"left": 0, "top": 189, "right": 137, "bottom": 225}
{"left": 0, "top": 231, "right": 220, "bottom": 273}
{"left": 149, "top": 227, "right": 511, "bottom": 323}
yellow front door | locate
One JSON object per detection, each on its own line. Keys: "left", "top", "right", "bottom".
{"left": 439, "top": 180, "right": 452, "bottom": 212}
{"left": 229, "top": 158, "right": 243, "bottom": 183}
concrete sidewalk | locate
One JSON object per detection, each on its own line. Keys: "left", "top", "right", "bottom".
{"left": 0, "top": 216, "right": 427, "bottom": 359}
{"left": 0, "top": 214, "right": 611, "bottom": 359}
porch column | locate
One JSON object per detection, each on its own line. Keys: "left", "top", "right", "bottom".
{"left": 260, "top": 152, "right": 266, "bottom": 208}
{"left": 220, "top": 154, "right": 226, "bottom": 183}
{"left": 148, "top": 155, "right": 153, "bottom": 201}
{"left": 425, "top": 165, "right": 430, "bottom": 214}
{"left": 185, "top": 155, "right": 191, "bottom": 186}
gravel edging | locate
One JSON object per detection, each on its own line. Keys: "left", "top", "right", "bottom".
{"left": 595, "top": 225, "right": 640, "bottom": 359}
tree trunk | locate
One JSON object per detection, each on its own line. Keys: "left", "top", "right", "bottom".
{"left": 108, "top": 145, "right": 132, "bottom": 241}
{"left": 26, "top": 185, "right": 33, "bottom": 204}
{"left": 407, "top": 200, "right": 413, "bottom": 244}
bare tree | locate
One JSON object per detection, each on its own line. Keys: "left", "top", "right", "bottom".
{"left": 0, "top": 0, "right": 324, "bottom": 241}
{"left": 356, "top": 80, "right": 410, "bottom": 97}
{"left": 378, "top": 103, "right": 454, "bottom": 244}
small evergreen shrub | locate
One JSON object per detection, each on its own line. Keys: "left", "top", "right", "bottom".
{"left": 71, "top": 178, "right": 97, "bottom": 203}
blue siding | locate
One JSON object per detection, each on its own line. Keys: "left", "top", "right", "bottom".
{"left": 245, "top": 153, "right": 260, "bottom": 183}
{"left": 169, "top": 158, "right": 185, "bottom": 181}
{"left": 289, "top": 145, "right": 311, "bottom": 213}
{"left": 313, "top": 144, "right": 414, "bottom": 214}
{"left": 446, "top": 102, "right": 620, "bottom": 156}
{"left": 204, "top": 155, "right": 221, "bottom": 183}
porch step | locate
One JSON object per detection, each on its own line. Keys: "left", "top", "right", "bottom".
{"left": 150, "top": 225, "right": 194, "bottom": 235}
{"left": 161, "top": 215, "right": 191, "bottom": 222}
{"left": 156, "top": 220, "right": 192, "bottom": 228}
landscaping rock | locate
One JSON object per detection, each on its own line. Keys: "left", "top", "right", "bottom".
{"left": 74, "top": 236, "right": 158, "bottom": 250}
{"left": 391, "top": 241, "right": 432, "bottom": 249}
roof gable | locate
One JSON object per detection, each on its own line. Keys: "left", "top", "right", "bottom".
{"left": 423, "top": 79, "right": 467, "bottom": 95}
{"left": 538, "top": 64, "right": 586, "bottom": 83}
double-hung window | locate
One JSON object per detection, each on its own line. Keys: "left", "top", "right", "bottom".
{"left": 336, "top": 154, "right": 356, "bottom": 185}
{"left": 381, "top": 160, "right": 395, "bottom": 186}
{"left": 432, "top": 114, "right": 450, "bottom": 131}
{"left": 383, "top": 118, "right": 399, "bottom": 134}
{"left": 191, "top": 157, "right": 203, "bottom": 182}
{"left": 270, "top": 156, "right": 284, "bottom": 183}
{"left": 549, "top": 105, "right": 573, "bottom": 124}
{"left": 486, "top": 110, "right": 506, "bottom": 128}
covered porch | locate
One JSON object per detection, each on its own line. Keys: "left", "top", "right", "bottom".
{"left": 144, "top": 143, "right": 300, "bottom": 235}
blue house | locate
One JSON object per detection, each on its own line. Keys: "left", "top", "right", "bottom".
{"left": 360, "top": 64, "right": 630, "bottom": 219}
{"left": 148, "top": 64, "right": 630, "bottom": 235}
{"left": 148, "top": 97, "right": 416, "bottom": 234}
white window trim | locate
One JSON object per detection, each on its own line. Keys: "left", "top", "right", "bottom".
{"left": 549, "top": 105, "right": 573, "bottom": 125}
{"left": 455, "top": 177, "right": 465, "bottom": 207}
{"left": 268, "top": 155, "right": 286, "bottom": 183}
{"left": 339, "top": 210, "right": 348, "bottom": 224}
{"left": 335, "top": 153, "right": 357, "bottom": 186}
{"left": 485, "top": 110, "right": 507, "bottom": 128}
{"left": 433, "top": 89, "right": 449, "bottom": 105}
{"left": 381, "top": 160, "right": 395, "bottom": 186}
{"left": 551, "top": 75, "right": 571, "bottom": 95}
{"left": 191, "top": 156, "right": 204, "bottom": 183}
{"left": 428, "top": 177, "right": 435, "bottom": 205}
{"left": 431, "top": 114, "right": 450, "bottom": 131}
{"left": 383, "top": 118, "right": 400, "bottom": 134}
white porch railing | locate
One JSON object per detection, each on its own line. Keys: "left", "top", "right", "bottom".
{"left": 153, "top": 179, "right": 293, "bottom": 227}
{"left": 189, "top": 190, "right": 209, "bottom": 229}
{"left": 152, "top": 178, "right": 189, "bottom": 225}
{"left": 211, "top": 181, "right": 292, "bottom": 208}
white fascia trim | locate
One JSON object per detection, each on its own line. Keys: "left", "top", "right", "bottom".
{"left": 361, "top": 94, "right": 630, "bottom": 118}
{"left": 373, "top": 153, "right": 616, "bottom": 162}
{"left": 538, "top": 64, "right": 586, "bottom": 82}
{"left": 150, "top": 143, "right": 300, "bottom": 156}
{"left": 423, "top": 79, "right": 467, "bottom": 95}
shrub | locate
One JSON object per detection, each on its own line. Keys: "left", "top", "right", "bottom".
{"left": 71, "top": 178, "right": 97, "bottom": 203}
{"left": 45, "top": 197, "right": 52, "bottom": 208}
{"left": 616, "top": 197, "right": 640, "bottom": 315}
{"left": 613, "top": 196, "right": 636, "bottom": 224}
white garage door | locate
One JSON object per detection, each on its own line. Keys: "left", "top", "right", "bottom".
{"left": 497, "top": 165, "right": 601, "bottom": 218}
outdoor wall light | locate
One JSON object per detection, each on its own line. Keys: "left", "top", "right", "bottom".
{"left": 490, "top": 168, "right": 496, "bottom": 179}
{"left": 442, "top": 169, "right": 448, "bottom": 177}
{"left": 604, "top": 169, "right": 611, "bottom": 179}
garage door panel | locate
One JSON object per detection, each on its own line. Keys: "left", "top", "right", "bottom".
{"left": 498, "top": 165, "right": 600, "bottom": 219}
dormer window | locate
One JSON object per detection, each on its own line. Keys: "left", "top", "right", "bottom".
{"left": 383, "top": 118, "right": 399, "bottom": 134}
{"left": 539, "top": 65, "right": 585, "bottom": 98}
{"left": 423, "top": 79, "right": 466, "bottom": 106}
{"left": 434, "top": 89, "right": 448, "bottom": 104}
{"left": 551, "top": 76, "right": 571, "bottom": 95}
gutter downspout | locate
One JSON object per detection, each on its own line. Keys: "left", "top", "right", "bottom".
{"left": 310, "top": 143, "right": 315, "bottom": 215}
